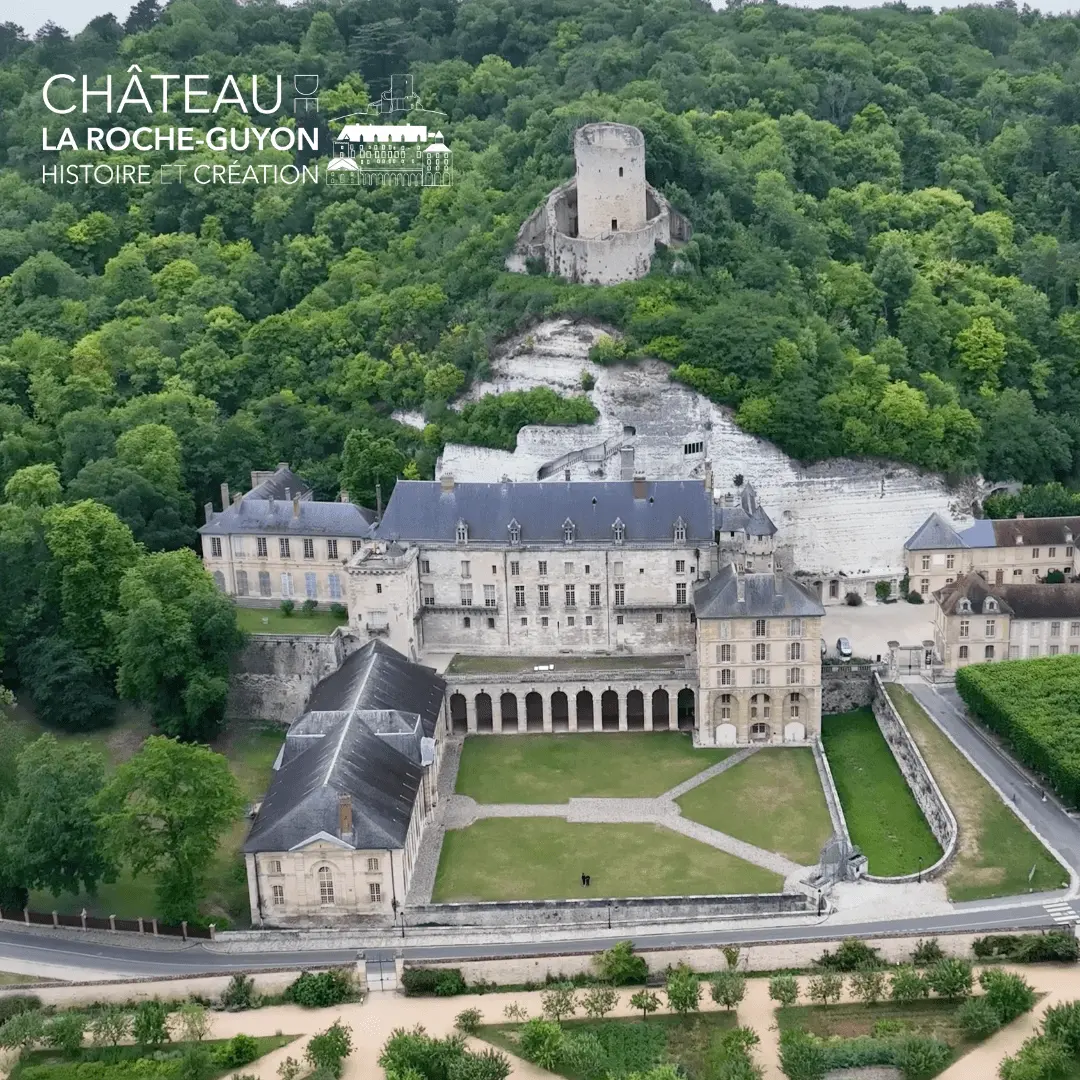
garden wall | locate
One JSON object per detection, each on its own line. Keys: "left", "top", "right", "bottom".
{"left": 868, "top": 674, "right": 957, "bottom": 882}
{"left": 821, "top": 665, "right": 876, "bottom": 714}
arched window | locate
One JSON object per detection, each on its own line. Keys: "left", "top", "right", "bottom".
{"left": 317, "top": 866, "right": 335, "bottom": 905}
{"left": 455, "top": 520, "right": 468, "bottom": 544}
{"left": 788, "top": 641, "right": 801, "bottom": 661}
{"left": 787, "top": 693, "right": 801, "bottom": 720}
{"left": 612, "top": 519, "right": 625, "bottom": 545}
{"left": 985, "top": 598, "right": 997, "bottom": 612}
{"left": 563, "top": 518, "right": 576, "bottom": 544}
{"left": 674, "top": 517, "right": 686, "bottom": 544}
{"left": 212, "top": 570, "right": 226, "bottom": 591}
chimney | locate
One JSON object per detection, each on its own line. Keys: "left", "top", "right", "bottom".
{"left": 232, "top": 492, "right": 243, "bottom": 507}
{"left": 337, "top": 793, "right": 353, "bottom": 840}
{"left": 203, "top": 501, "right": 214, "bottom": 524}
{"left": 703, "top": 460, "right": 713, "bottom": 495}
{"left": 736, "top": 565, "right": 746, "bottom": 604}
{"left": 284, "top": 487, "right": 291, "bottom": 503}
{"left": 441, "top": 474, "right": 455, "bottom": 492}
{"left": 632, "top": 474, "right": 647, "bottom": 500}
{"left": 278, "top": 461, "right": 289, "bottom": 470}
{"left": 220, "top": 482, "right": 230, "bottom": 512}
{"left": 339, "top": 490, "right": 349, "bottom": 503}
{"left": 376, "top": 481, "right": 383, "bottom": 523}
{"left": 292, "top": 496, "right": 301, "bottom": 519}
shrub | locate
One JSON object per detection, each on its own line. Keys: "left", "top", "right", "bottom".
{"left": 220, "top": 974, "right": 257, "bottom": 1011}
{"left": 518, "top": 1019, "right": 564, "bottom": 1070}
{"left": 581, "top": 985, "right": 618, "bottom": 1020}
{"left": 891, "top": 1035, "right": 951, "bottom": 1080}
{"left": 279, "top": 599, "right": 295, "bottom": 616}
{"left": 872, "top": 1019, "right": 909, "bottom": 1038}
{"left": 710, "top": 970, "right": 746, "bottom": 1011}
{"left": 664, "top": 964, "right": 701, "bottom": 1017}
{"left": 778, "top": 1029, "right": 826, "bottom": 1080}
{"left": 769, "top": 974, "right": 799, "bottom": 1007}
{"left": 0, "top": 1010, "right": 46, "bottom": 1051}
{"left": 721, "top": 945, "right": 742, "bottom": 970}
{"left": 401, "top": 967, "right": 466, "bottom": 997}
{"left": 816, "top": 939, "right": 881, "bottom": 971}
{"left": 213, "top": 1034, "right": 260, "bottom": 1069}
{"left": 955, "top": 996, "right": 1002, "bottom": 1041}
{"left": 285, "top": 970, "right": 354, "bottom": 1007}
{"left": 301, "top": 599, "right": 318, "bottom": 614}
{"left": 973, "top": 934, "right": 1023, "bottom": 959}
{"left": 980, "top": 970, "right": 1036, "bottom": 1024}
{"left": 629, "top": 990, "right": 660, "bottom": 1021}
{"left": 851, "top": 967, "right": 886, "bottom": 1005}
{"left": 277, "top": 1057, "right": 302, "bottom": 1080}
{"left": 1045, "top": 570, "right": 1066, "bottom": 584}
{"left": 890, "top": 966, "right": 929, "bottom": 1003}
{"left": 926, "top": 958, "right": 972, "bottom": 1000}
{"left": 875, "top": 581, "right": 892, "bottom": 601}
{"left": 46, "top": 1013, "right": 87, "bottom": 1056}
{"left": 22, "top": 1062, "right": 182, "bottom": 1080}
{"left": 178, "top": 1046, "right": 214, "bottom": 1080}
{"left": 845, "top": 591, "right": 862, "bottom": 606}
{"left": 448, "top": 1048, "right": 511, "bottom": 1080}
{"left": 807, "top": 972, "right": 843, "bottom": 1006}
{"left": 818, "top": 1035, "right": 895, "bottom": 1070}
{"left": 1042, "top": 1001, "right": 1080, "bottom": 1057}
{"left": 559, "top": 1033, "right": 606, "bottom": 1080}
{"left": 306, "top": 1022, "right": 353, "bottom": 1078}
{"left": 328, "top": 603, "right": 347, "bottom": 621}
{"left": 503, "top": 1003, "right": 528, "bottom": 1022}
{"left": 580, "top": 371, "right": 596, "bottom": 391}
{"left": 1012, "top": 931, "right": 1079, "bottom": 963}
{"left": 907, "top": 591, "right": 924, "bottom": 604}
{"left": 540, "top": 983, "right": 577, "bottom": 1022}
{"left": 0, "top": 996, "right": 41, "bottom": 1025}
{"left": 999, "top": 1033, "right": 1070, "bottom": 1080}
{"left": 133, "top": 1001, "right": 170, "bottom": 1049}
{"left": 379, "top": 1027, "right": 467, "bottom": 1079}
{"left": 435, "top": 971, "right": 468, "bottom": 996}
{"left": 912, "top": 938, "right": 944, "bottom": 966}
{"left": 454, "top": 1008, "right": 482, "bottom": 1035}
{"left": 593, "top": 940, "right": 648, "bottom": 985}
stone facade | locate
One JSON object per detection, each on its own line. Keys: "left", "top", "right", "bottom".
{"left": 820, "top": 665, "right": 876, "bottom": 714}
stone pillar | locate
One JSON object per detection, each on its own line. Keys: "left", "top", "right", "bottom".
{"left": 492, "top": 693, "right": 504, "bottom": 734}
{"left": 542, "top": 692, "right": 552, "bottom": 733}
{"left": 465, "top": 694, "right": 477, "bottom": 734}
{"left": 568, "top": 690, "right": 578, "bottom": 732}
{"left": 617, "top": 689, "right": 627, "bottom": 731}
{"left": 644, "top": 689, "right": 653, "bottom": 731}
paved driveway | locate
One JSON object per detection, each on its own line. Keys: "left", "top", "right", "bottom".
{"left": 823, "top": 602, "right": 935, "bottom": 662}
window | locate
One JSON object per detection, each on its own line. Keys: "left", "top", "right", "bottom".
{"left": 420, "top": 558, "right": 430, "bottom": 573}
{"left": 984, "top": 645, "right": 995, "bottom": 660}
{"left": 1014, "top": 569, "right": 1023, "bottom": 578}
{"left": 1049, "top": 547, "right": 1057, "bottom": 558}
{"left": 613, "top": 561, "right": 624, "bottom": 578}
{"left": 754, "top": 619, "right": 767, "bottom": 637}
{"left": 1068, "top": 546, "right": 1074, "bottom": 558}
{"left": 563, "top": 518, "right": 575, "bottom": 543}
{"left": 305, "top": 572, "right": 317, "bottom": 599}
{"left": 675, "top": 521, "right": 687, "bottom": 543}
{"left": 541, "top": 616, "right": 549, "bottom": 627}
{"left": 946, "top": 553, "right": 955, "bottom": 569}
{"left": 456, "top": 521, "right": 468, "bottom": 543}
{"left": 352, "top": 539, "right": 363, "bottom": 554}
{"left": 484, "top": 585, "right": 496, "bottom": 607}
{"left": 1050, "top": 645, "right": 1060, "bottom": 656}
{"left": 259, "top": 570, "right": 271, "bottom": 596}
{"left": 611, "top": 217, "right": 618, "bottom": 231}
{"left": 257, "top": 536, "right": 268, "bottom": 558}
{"left": 676, "top": 582, "right": 687, "bottom": 604}
{"left": 487, "top": 617, "right": 495, "bottom": 628}
{"left": 1051, "top": 621, "right": 1062, "bottom": 637}
{"left": 787, "top": 667, "right": 801, "bottom": 685}
{"left": 752, "top": 668, "right": 767, "bottom": 686}
{"left": 616, "top": 614, "right": 624, "bottom": 625}
{"left": 788, "top": 618, "right": 802, "bottom": 637}
{"left": 719, "top": 694, "right": 731, "bottom": 720}
{"left": 326, "top": 539, "right": 338, "bottom": 560}
{"left": 279, "top": 538, "right": 291, "bottom": 559}
{"left": 422, "top": 584, "right": 435, "bottom": 606}
{"left": 719, "top": 644, "right": 733, "bottom": 663}
{"left": 614, "top": 583, "right": 625, "bottom": 606}
{"left": 789, "top": 641, "right": 802, "bottom": 661}
{"left": 303, "top": 538, "right": 314, "bottom": 559}
{"left": 920, "top": 579, "right": 929, "bottom": 595}
{"left": 213, "top": 570, "right": 226, "bottom": 591}
{"left": 463, "top": 616, "right": 471, "bottom": 628}
{"left": 1033, "top": 547, "right": 1040, "bottom": 558}
{"left": 829, "top": 580, "right": 839, "bottom": 599}
{"left": 232, "top": 537, "right": 245, "bottom": 557}
{"left": 376, "top": 582, "right": 382, "bottom": 594}
{"left": 460, "top": 560, "right": 471, "bottom": 578}
{"left": 985, "top": 620, "right": 996, "bottom": 638}
{"left": 369, "top": 883, "right": 381, "bottom": 903}
{"left": 787, "top": 693, "right": 800, "bottom": 720}
{"left": 521, "top": 617, "right": 528, "bottom": 626}
{"left": 538, "top": 560, "right": 548, "bottom": 576}
{"left": 538, "top": 585, "right": 550, "bottom": 608}
{"left": 589, "top": 583, "right": 601, "bottom": 606}
{"left": 367, "top": 857, "right": 379, "bottom": 872}
{"left": 720, "top": 668, "right": 733, "bottom": 686}
{"left": 1072, "top": 645, "right": 1080, "bottom": 655}
{"left": 563, "top": 561, "right": 575, "bottom": 576}
{"left": 585, "top": 564, "right": 591, "bottom": 574}
{"left": 565, "top": 584, "right": 576, "bottom": 607}
{"left": 236, "top": 570, "right": 249, "bottom": 596}
{"left": 514, "top": 585, "right": 525, "bottom": 608}
{"left": 585, "top": 615, "right": 593, "bottom": 626}
{"left": 618, "top": 166, "right": 623, "bottom": 177}
{"left": 683, "top": 442, "right": 704, "bottom": 455}
{"left": 460, "top": 584, "right": 473, "bottom": 606}
{"left": 508, "top": 521, "right": 520, "bottom": 545}
{"left": 656, "top": 612, "right": 664, "bottom": 624}
{"left": 753, "top": 643, "right": 769, "bottom": 662}
{"left": 272, "top": 885, "right": 284, "bottom": 906}
{"left": 510, "top": 561, "right": 520, "bottom": 577}
{"left": 269, "top": 859, "right": 282, "bottom": 874}
{"left": 317, "top": 866, "right": 334, "bottom": 905}
{"left": 329, "top": 573, "right": 343, "bottom": 600}
{"left": 210, "top": 537, "right": 222, "bottom": 557}
{"left": 567, "top": 616, "right": 576, "bottom": 627}
{"left": 676, "top": 559, "right": 686, "bottom": 574}
{"left": 612, "top": 520, "right": 625, "bottom": 544}
{"left": 1071, "top": 622, "right": 1080, "bottom": 637}
{"left": 958, "top": 645, "right": 968, "bottom": 660}
{"left": 1029, "top": 646, "right": 1040, "bottom": 658}
{"left": 280, "top": 572, "right": 293, "bottom": 597}
{"left": 492, "top": 564, "right": 497, "bottom": 575}
{"left": 921, "top": 555, "right": 930, "bottom": 571}
{"left": 959, "top": 620, "right": 970, "bottom": 638}
{"left": 1009, "top": 645, "right": 1021, "bottom": 658}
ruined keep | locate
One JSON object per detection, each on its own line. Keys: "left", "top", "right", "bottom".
{"left": 506, "top": 123, "right": 691, "bottom": 285}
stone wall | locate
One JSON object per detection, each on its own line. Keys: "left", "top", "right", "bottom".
{"left": 821, "top": 665, "right": 876, "bottom": 714}
{"left": 226, "top": 631, "right": 358, "bottom": 722}
{"left": 867, "top": 674, "right": 957, "bottom": 882}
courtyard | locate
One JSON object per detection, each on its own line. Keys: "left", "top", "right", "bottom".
{"left": 822, "top": 601, "right": 934, "bottom": 662}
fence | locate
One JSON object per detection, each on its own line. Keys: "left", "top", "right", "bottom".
{"left": 0, "top": 907, "right": 214, "bottom": 940}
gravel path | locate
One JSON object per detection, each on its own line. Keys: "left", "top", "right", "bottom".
{"left": 665, "top": 746, "right": 760, "bottom": 799}
{"left": 404, "top": 738, "right": 464, "bottom": 905}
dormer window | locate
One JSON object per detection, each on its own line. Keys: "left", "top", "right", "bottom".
{"left": 1015, "top": 535, "right": 1023, "bottom": 545}
{"left": 986, "top": 598, "right": 998, "bottom": 612}
{"left": 455, "top": 520, "right": 468, "bottom": 544}
{"left": 508, "top": 519, "right": 520, "bottom": 545}
{"left": 674, "top": 517, "right": 687, "bottom": 544}
{"left": 957, "top": 599, "right": 970, "bottom": 613}
{"left": 612, "top": 518, "right": 625, "bottom": 545}
{"left": 563, "top": 518, "right": 576, "bottom": 544}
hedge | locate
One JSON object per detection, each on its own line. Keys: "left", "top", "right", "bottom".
{"left": 955, "top": 655, "right": 1080, "bottom": 805}
{"left": 401, "top": 968, "right": 467, "bottom": 996}
{"left": 22, "top": 1061, "right": 180, "bottom": 1080}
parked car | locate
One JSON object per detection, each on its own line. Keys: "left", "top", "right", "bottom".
{"left": 836, "top": 637, "right": 852, "bottom": 661}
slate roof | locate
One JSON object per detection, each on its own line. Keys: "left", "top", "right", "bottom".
{"left": 990, "top": 516, "right": 1080, "bottom": 548}
{"left": 715, "top": 483, "right": 777, "bottom": 537}
{"left": 244, "top": 641, "right": 445, "bottom": 854}
{"left": 904, "top": 512, "right": 966, "bottom": 551}
{"left": 376, "top": 480, "right": 714, "bottom": 544}
{"left": 247, "top": 465, "right": 313, "bottom": 502}
{"left": 935, "top": 573, "right": 1080, "bottom": 620}
{"left": 198, "top": 498, "right": 376, "bottom": 538}
{"left": 694, "top": 564, "right": 825, "bottom": 619}
{"left": 959, "top": 519, "right": 996, "bottom": 547}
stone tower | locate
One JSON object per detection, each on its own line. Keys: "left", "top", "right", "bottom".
{"left": 574, "top": 123, "right": 647, "bottom": 238}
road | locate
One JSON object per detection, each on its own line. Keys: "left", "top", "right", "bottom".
{"left": 2, "top": 679, "right": 1079, "bottom": 981}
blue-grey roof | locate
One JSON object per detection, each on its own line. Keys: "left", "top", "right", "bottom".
{"left": 247, "top": 465, "right": 313, "bottom": 502}
{"left": 715, "top": 483, "right": 775, "bottom": 537}
{"left": 376, "top": 480, "right": 714, "bottom": 544}
{"left": 694, "top": 564, "right": 825, "bottom": 619}
{"left": 959, "top": 519, "right": 997, "bottom": 548}
{"left": 199, "top": 498, "right": 376, "bottom": 538}
{"left": 904, "top": 512, "right": 965, "bottom": 551}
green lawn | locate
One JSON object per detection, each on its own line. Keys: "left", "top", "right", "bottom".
{"left": 886, "top": 684, "right": 1068, "bottom": 900}
{"left": 432, "top": 818, "right": 784, "bottom": 901}
{"left": 677, "top": 748, "right": 833, "bottom": 865}
{"left": 479, "top": 1013, "right": 739, "bottom": 1080}
{"left": 821, "top": 709, "right": 942, "bottom": 876}
{"left": 234, "top": 605, "right": 346, "bottom": 635}
{"left": 455, "top": 732, "right": 732, "bottom": 803}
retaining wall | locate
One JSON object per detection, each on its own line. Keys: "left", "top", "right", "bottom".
{"left": 821, "top": 666, "right": 876, "bottom": 714}
{"left": 866, "top": 674, "right": 957, "bottom": 882}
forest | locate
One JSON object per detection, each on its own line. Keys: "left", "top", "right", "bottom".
{"left": 1, "top": 0, "right": 1080, "bottom": 731}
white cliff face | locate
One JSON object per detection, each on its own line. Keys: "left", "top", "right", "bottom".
{"left": 435, "top": 319, "right": 982, "bottom": 576}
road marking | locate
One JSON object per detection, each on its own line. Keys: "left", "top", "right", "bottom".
{"left": 1044, "top": 901, "right": 1078, "bottom": 924}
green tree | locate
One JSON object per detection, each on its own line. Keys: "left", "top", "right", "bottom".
{"left": 3, "top": 464, "right": 61, "bottom": 508}
{"left": 629, "top": 989, "right": 660, "bottom": 1021}
{"left": 94, "top": 736, "right": 244, "bottom": 924}
{"left": 46, "top": 1012, "right": 86, "bottom": 1056}
{"left": 850, "top": 967, "right": 886, "bottom": 1006}
{"left": 581, "top": 984, "right": 618, "bottom": 1019}
{"left": 768, "top": 974, "right": 799, "bottom": 1007}
{"left": 1, "top": 734, "right": 112, "bottom": 895}
{"left": 710, "top": 970, "right": 747, "bottom": 1011}
{"left": 807, "top": 972, "right": 843, "bottom": 1007}
{"left": 305, "top": 1022, "right": 353, "bottom": 1077}
{"left": 665, "top": 964, "right": 701, "bottom": 1019}
{"left": 132, "top": 1001, "right": 170, "bottom": 1049}
{"left": 540, "top": 982, "right": 577, "bottom": 1023}
{"left": 890, "top": 966, "right": 930, "bottom": 1004}
{"left": 925, "top": 958, "right": 972, "bottom": 1000}
{"left": 593, "top": 940, "right": 648, "bottom": 985}
{"left": 340, "top": 429, "right": 406, "bottom": 510}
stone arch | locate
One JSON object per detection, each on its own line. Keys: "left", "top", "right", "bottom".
{"left": 626, "top": 689, "right": 645, "bottom": 730}
{"left": 576, "top": 689, "right": 594, "bottom": 730}
{"left": 525, "top": 691, "right": 544, "bottom": 732}
{"left": 475, "top": 692, "right": 493, "bottom": 733}
{"left": 651, "top": 688, "right": 670, "bottom": 729}
{"left": 500, "top": 692, "right": 519, "bottom": 732}
{"left": 713, "top": 692, "right": 737, "bottom": 745}
{"left": 784, "top": 692, "right": 805, "bottom": 742}
{"left": 601, "top": 689, "right": 620, "bottom": 730}
{"left": 449, "top": 693, "right": 467, "bottom": 734}
{"left": 749, "top": 721, "right": 771, "bottom": 742}
{"left": 551, "top": 690, "right": 569, "bottom": 732}
{"left": 677, "top": 688, "right": 695, "bottom": 730}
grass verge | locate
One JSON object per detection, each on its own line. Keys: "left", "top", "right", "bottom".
{"left": 432, "top": 818, "right": 784, "bottom": 901}
{"left": 677, "top": 747, "right": 832, "bottom": 864}
{"left": 455, "top": 732, "right": 731, "bottom": 802}
{"left": 885, "top": 683, "right": 1068, "bottom": 900}
{"left": 821, "top": 708, "right": 941, "bottom": 876}
{"left": 234, "top": 606, "right": 345, "bottom": 635}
